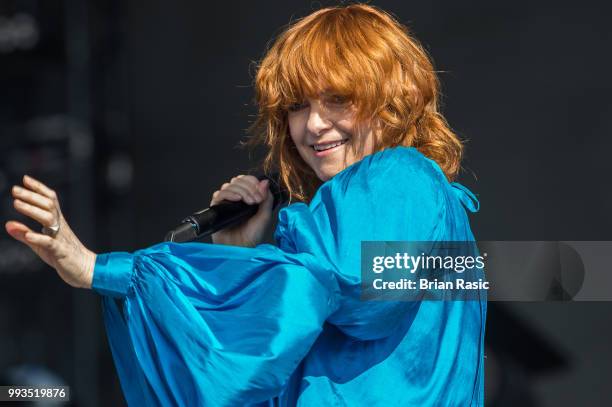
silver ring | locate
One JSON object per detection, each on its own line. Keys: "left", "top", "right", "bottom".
{"left": 42, "top": 222, "right": 60, "bottom": 237}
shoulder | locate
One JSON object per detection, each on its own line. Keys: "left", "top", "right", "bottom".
{"left": 372, "top": 146, "right": 447, "bottom": 185}
{"left": 320, "top": 146, "right": 449, "bottom": 205}
{"left": 294, "top": 147, "right": 450, "bottom": 236}
{"left": 275, "top": 147, "right": 475, "bottom": 249}
{"left": 329, "top": 146, "right": 446, "bottom": 185}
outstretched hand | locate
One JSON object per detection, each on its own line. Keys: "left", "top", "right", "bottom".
{"left": 5, "top": 175, "right": 96, "bottom": 289}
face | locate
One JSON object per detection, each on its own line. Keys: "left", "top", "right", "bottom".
{"left": 287, "top": 93, "right": 375, "bottom": 181}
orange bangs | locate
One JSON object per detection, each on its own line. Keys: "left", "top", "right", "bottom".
{"left": 248, "top": 4, "right": 464, "bottom": 203}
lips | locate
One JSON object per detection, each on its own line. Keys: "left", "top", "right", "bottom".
{"left": 312, "top": 139, "right": 348, "bottom": 152}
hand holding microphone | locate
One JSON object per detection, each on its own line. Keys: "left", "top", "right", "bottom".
{"left": 164, "top": 173, "right": 287, "bottom": 245}
{"left": 209, "top": 175, "right": 275, "bottom": 247}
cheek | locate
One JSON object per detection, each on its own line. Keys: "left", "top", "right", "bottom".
{"left": 337, "top": 118, "right": 371, "bottom": 142}
{"left": 338, "top": 119, "right": 375, "bottom": 155}
{"left": 334, "top": 108, "right": 362, "bottom": 139}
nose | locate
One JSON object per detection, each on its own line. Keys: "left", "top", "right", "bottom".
{"left": 306, "top": 99, "right": 333, "bottom": 137}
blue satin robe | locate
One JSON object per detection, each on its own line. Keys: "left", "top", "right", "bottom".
{"left": 92, "top": 146, "right": 486, "bottom": 406}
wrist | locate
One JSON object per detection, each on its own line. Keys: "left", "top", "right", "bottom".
{"left": 80, "top": 249, "right": 97, "bottom": 289}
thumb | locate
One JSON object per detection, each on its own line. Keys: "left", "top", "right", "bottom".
{"left": 258, "top": 179, "right": 269, "bottom": 196}
{"left": 6, "top": 221, "right": 31, "bottom": 245}
{"left": 258, "top": 179, "right": 274, "bottom": 211}
{"left": 5, "top": 221, "right": 43, "bottom": 253}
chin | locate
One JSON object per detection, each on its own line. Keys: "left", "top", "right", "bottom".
{"left": 315, "top": 167, "right": 341, "bottom": 182}
{"left": 315, "top": 172, "right": 330, "bottom": 182}
{"left": 307, "top": 156, "right": 347, "bottom": 181}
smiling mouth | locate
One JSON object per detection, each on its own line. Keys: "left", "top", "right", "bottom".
{"left": 311, "top": 139, "right": 349, "bottom": 152}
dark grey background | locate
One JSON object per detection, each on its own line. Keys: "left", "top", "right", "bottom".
{"left": 1, "top": 0, "right": 610, "bottom": 405}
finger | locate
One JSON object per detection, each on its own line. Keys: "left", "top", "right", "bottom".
{"left": 234, "top": 175, "right": 260, "bottom": 190}
{"left": 5, "top": 220, "right": 51, "bottom": 254}
{"left": 22, "top": 175, "right": 58, "bottom": 201}
{"left": 258, "top": 179, "right": 270, "bottom": 196}
{"left": 210, "top": 190, "right": 241, "bottom": 205}
{"left": 259, "top": 179, "right": 275, "bottom": 204}
{"left": 5, "top": 220, "right": 33, "bottom": 244}
{"left": 13, "top": 199, "right": 57, "bottom": 227}
{"left": 236, "top": 176, "right": 265, "bottom": 201}
{"left": 24, "top": 230, "right": 56, "bottom": 250}
{"left": 223, "top": 183, "right": 259, "bottom": 204}
{"left": 231, "top": 176, "right": 264, "bottom": 200}
{"left": 257, "top": 180, "right": 274, "bottom": 213}
{"left": 12, "top": 185, "right": 55, "bottom": 212}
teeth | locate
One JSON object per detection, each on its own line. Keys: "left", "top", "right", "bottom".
{"left": 313, "top": 139, "right": 346, "bottom": 151}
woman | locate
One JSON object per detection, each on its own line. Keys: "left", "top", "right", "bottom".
{"left": 6, "top": 4, "right": 486, "bottom": 406}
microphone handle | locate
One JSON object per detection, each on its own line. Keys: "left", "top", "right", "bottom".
{"left": 164, "top": 173, "right": 285, "bottom": 243}
{"left": 187, "top": 201, "right": 258, "bottom": 237}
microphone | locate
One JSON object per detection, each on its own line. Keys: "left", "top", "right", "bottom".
{"left": 164, "top": 173, "right": 287, "bottom": 243}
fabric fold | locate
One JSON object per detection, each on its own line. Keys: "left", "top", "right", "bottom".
{"left": 93, "top": 146, "right": 487, "bottom": 406}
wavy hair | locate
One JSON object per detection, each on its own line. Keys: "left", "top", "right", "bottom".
{"left": 247, "top": 4, "right": 463, "bottom": 203}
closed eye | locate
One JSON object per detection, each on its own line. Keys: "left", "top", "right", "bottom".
{"left": 324, "top": 94, "right": 350, "bottom": 108}
{"left": 288, "top": 101, "right": 309, "bottom": 112}
{"left": 329, "top": 95, "right": 348, "bottom": 104}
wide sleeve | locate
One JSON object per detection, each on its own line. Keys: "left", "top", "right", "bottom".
{"left": 92, "top": 242, "right": 339, "bottom": 406}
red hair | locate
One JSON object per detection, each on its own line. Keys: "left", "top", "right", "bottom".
{"left": 248, "top": 4, "right": 463, "bottom": 202}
